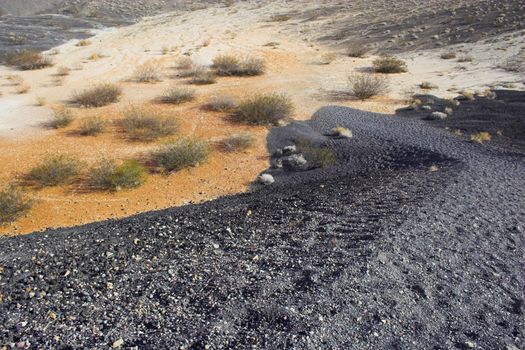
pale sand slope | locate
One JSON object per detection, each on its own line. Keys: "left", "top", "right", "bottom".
{"left": 0, "top": 1, "right": 524, "bottom": 139}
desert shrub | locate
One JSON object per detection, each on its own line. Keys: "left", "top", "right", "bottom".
{"left": 440, "top": 51, "right": 456, "bottom": 59}
{"left": 205, "top": 95, "right": 237, "bottom": 112}
{"left": 348, "top": 74, "right": 389, "bottom": 99}
{"left": 419, "top": 81, "right": 438, "bottom": 90}
{"left": 271, "top": 14, "right": 290, "bottom": 22}
{"left": 457, "top": 55, "right": 474, "bottom": 62}
{"left": 296, "top": 139, "right": 336, "bottom": 168}
{"left": 347, "top": 43, "right": 369, "bottom": 58}
{"left": 235, "top": 93, "right": 293, "bottom": 125}
{"left": 28, "top": 155, "right": 80, "bottom": 186}
{"left": 4, "top": 50, "right": 53, "bottom": 70}
{"left": 212, "top": 54, "right": 265, "bottom": 76}
{"left": 320, "top": 52, "right": 337, "bottom": 65}
{"left": 175, "top": 56, "right": 193, "bottom": 70}
{"left": 76, "top": 39, "right": 91, "bottom": 47}
{"left": 6, "top": 74, "right": 24, "bottom": 85}
{"left": 72, "top": 83, "right": 122, "bottom": 107}
{"left": 56, "top": 66, "right": 71, "bottom": 76}
{"left": 189, "top": 66, "right": 217, "bottom": 85}
{"left": 134, "top": 62, "right": 161, "bottom": 83}
{"left": 79, "top": 117, "right": 105, "bottom": 135}
{"left": 372, "top": 55, "right": 407, "bottom": 73}
{"left": 460, "top": 90, "right": 475, "bottom": 101}
{"left": 88, "top": 52, "right": 104, "bottom": 60}
{"left": 36, "top": 97, "right": 47, "bottom": 106}
{"left": 151, "top": 138, "right": 209, "bottom": 172}
{"left": 16, "top": 84, "right": 31, "bottom": 94}
{"left": 120, "top": 105, "right": 179, "bottom": 141}
{"left": 470, "top": 132, "right": 491, "bottom": 144}
{"left": 160, "top": 86, "right": 196, "bottom": 104}
{"left": 49, "top": 106, "right": 75, "bottom": 129}
{"left": 161, "top": 46, "right": 169, "bottom": 55}
{"left": 89, "top": 159, "right": 146, "bottom": 191}
{"left": 0, "top": 186, "right": 33, "bottom": 224}
{"left": 221, "top": 133, "right": 255, "bottom": 152}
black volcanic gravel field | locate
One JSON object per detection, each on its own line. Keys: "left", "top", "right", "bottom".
{"left": 0, "top": 92, "right": 524, "bottom": 349}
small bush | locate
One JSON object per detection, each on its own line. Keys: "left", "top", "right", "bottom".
{"left": 4, "top": 50, "right": 53, "bottom": 70}
{"left": 320, "top": 52, "right": 337, "bottom": 65}
{"left": 221, "top": 133, "right": 255, "bottom": 152}
{"left": 0, "top": 186, "right": 33, "bottom": 224}
{"left": 6, "top": 74, "right": 24, "bottom": 86}
{"left": 76, "top": 39, "right": 91, "bottom": 47}
{"left": 56, "top": 66, "right": 71, "bottom": 76}
{"left": 151, "top": 138, "right": 209, "bottom": 172}
{"left": 212, "top": 54, "right": 265, "bottom": 76}
{"left": 330, "top": 127, "right": 353, "bottom": 138}
{"left": 189, "top": 66, "right": 217, "bottom": 85}
{"left": 28, "top": 155, "right": 80, "bottom": 186}
{"left": 160, "top": 86, "right": 196, "bottom": 104}
{"left": 348, "top": 74, "right": 389, "bottom": 100}
{"left": 205, "top": 95, "right": 237, "bottom": 112}
{"left": 235, "top": 93, "right": 293, "bottom": 125}
{"left": 16, "top": 84, "right": 31, "bottom": 94}
{"left": 89, "top": 159, "right": 146, "bottom": 191}
{"left": 134, "top": 62, "right": 161, "bottom": 83}
{"left": 175, "top": 56, "right": 193, "bottom": 70}
{"left": 72, "top": 83, "right": 122, "bottom": 107}
{"left": 271, "top": 14, "right": 290, "bottom": 22}
{"left": 49, "top": 106, "right": 75, "bottom": 129}
{"left": 88, "top": 52, "right": 104, "bottom": 60}
{"left": 440, "top": 51, "right": 456, "bottom": 59}
{"left": 470, "top": 132, "right": 491, "bottom": 144}
{"left": 36, "top": 97, "right": 47, "bottom": 106}
{"left": 120, "top": 105, "right": 179, "bottom": 141}
{"left": 79, "top": 117, "right": 105, "bottom": 135}
{"left": 296, "top": 139, "right": 336, "bottom": 169}
{"left": 419, "top": 81, "right": 438, "bottom": 90}
{"left": 347, "top": 43, "right": 370, "bottom": 58}
{"left": 457, "top": 55, "right": 474, "bottom": 62}
{"left": 372, "top": 55, "right": 407, "bottom": 73}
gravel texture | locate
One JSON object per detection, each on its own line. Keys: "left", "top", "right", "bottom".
{"left": 0, "top": 92, "right": 524, "bottom": 349}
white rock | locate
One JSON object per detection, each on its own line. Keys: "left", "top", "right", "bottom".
{"left": 258, "top": 174, "right": 275, "bottom": 185}
{"left": 430, "top": 111, "right": 447, "bottom": 120}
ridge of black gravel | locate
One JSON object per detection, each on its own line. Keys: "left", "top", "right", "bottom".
{"left": 0, "top": 92, "right": 524, "bottom": 349}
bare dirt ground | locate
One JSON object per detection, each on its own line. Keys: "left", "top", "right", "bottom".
{"left": 0, "top": 0, "right": 524, "bottom": 235}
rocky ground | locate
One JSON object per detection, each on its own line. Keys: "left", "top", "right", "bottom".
{"left": 0, "top": 92, "right": 523, "bottom": 349}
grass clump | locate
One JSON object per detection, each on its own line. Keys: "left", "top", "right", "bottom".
{"left": 348, "top": 74, "right": 389, "bottom": 100}
{"left": 160, "top": 86, "right": 196, "bottom": 104}
{"left": 470, "top": 132, "right": 491, "bottom": 144}
{"left": 296, "top": 139, "right": 336, "bottom": 169}
{"left": 120, "top": 105, "right": 179, "bottom": 141}
{"left": 49, "top": 106, "right": 75, "bottom": 129}
{"left": 56, "top": 66, "right": 71, "bottom": 76}
{"left": 347, "top": 43, "right": 370, "bottom": 58}
{"left": 235, "top": 93, "right": 293, "bottom": 125}
{"left": 76, "top": 39, "right": 91, "bottom": 47}
{"left": 440, "top": 51, "right": 457, "bottom": 59}
{"left": 79, "top": 117, "right": 105, "bottom": 135}
{"left": 4, "top": 50, "right": 53, "bottom": 70}
{"left": 133, "top": 62, "right": 162, "bottom": 83}
{"left": 205, "top": 95, "right": 237, "bottom": 112}
{"left": 72, "top": 83, "right": 122, "bottom": 107}
{"left": 0, "top": 186, "right": 33, "bottom": 224}
{"left": 151, "top": 138, "right": 209, "bottom": 172}
{"left": 372, "top": 55, "right": 407, "bottom": 73}
{"left": 212, "top": 54, "right": 265, "bottom": 76}
{"left": 28, "top": 155, "right": 80, "bottom": 187}
{"left": 89, "top": 159, "right": 146, "bottom": 191}
{"left": 221, "top": 133, "right": 255, "bottom": 152}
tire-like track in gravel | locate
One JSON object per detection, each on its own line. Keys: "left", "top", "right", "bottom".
{"left": 0, "top": 93, "right": 524, "bottom": 349}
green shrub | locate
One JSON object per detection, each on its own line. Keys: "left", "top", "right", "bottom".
{"left": 212, "top": 54, "right": 265, "bottom": 76}
{"left": 49, "top": 107, "right": 75, "bottom": 129}
{"left": 28, "top": 155, "right": 80, "bottom": 186}
{"left": 235, "top": 93, "right": 293, "bottom": 125}
{"left": 221, "top": 133, "right": 255, "bottom": 152}
{"left": 372, "top": 55, "right": 407, "bottom": 73}
{"left": 151, "top": 138, "right": 209, "bottom": 172}
{"left": 0, "top": 186, "right": 33, "bottom": 224}
{"left": 205, "top": 95, "right": 237, "bottom": 112}
{"left": 4, "top": 50, "right": 53, "bottom": 70}
{"left": 348, "top": 74, "right": 389, "bottom": 99}
{"left": 160, "top": 86, "right": 196, "bottom": 104}
{"left": 79, "top": 117, "right": 105, "bottom": 135}
{"left": 89, "top": 159, "right": 146, "bottom": 191}
{"left": 120, "top": 105, "right": 178, "bottom": 141}
{"left": 296, "top": 139, "right": 336, "bottom": 168}
{"left": 73, "top": 83, "right": 122, "bottom": 107}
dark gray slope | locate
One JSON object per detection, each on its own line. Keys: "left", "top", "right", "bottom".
{"left": 0, "top": 93, "right": 524, "bottom": 349}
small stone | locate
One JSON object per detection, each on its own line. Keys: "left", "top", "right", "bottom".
{"left": 420, "top": 105, "right": 432, "bottom": 110}
{"left": 112, "top": 338, "right": 124, "bottom": 348}
{"left": 48, "top": 311, "right": 57, "bottom": 320}
{"left": 258, "top": 174, "right": 275, "bottom": 185}
{"left": 430, "top": 111, "right": 447, "bottom": 120}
